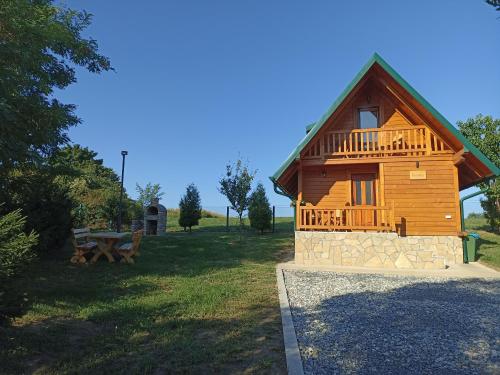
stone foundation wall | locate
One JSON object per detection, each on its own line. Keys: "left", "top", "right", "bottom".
{"left": 295, "top": 232, "right": 463, "bottom": 269}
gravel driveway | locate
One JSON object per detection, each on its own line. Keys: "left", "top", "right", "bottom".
{"left": 283, "top": 270, "right": 500, "bottom": 375}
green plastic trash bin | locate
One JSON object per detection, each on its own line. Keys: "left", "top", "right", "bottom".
{"left": 465, "top": 233, "right": 480, "bottom": 262}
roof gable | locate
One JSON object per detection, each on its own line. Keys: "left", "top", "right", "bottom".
{"left": 271, "top": 53, "right": 499, "bottom": 184}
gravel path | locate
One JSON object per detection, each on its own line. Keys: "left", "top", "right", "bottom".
{"left": 283, "top": 270, "right": 500, "bottom": 375}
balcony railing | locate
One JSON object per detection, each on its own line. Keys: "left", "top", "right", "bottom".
{"left": 297, "top": 205, "right": 396, "bottom": 232}
{"left": 303, "top": 125, "right": 451, "bottom": 159}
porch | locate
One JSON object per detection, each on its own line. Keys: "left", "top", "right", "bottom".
{"left": 297, "top": 205, "right": 396, "bottom": 232}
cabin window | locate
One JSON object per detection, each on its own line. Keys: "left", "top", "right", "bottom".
{"left": 358, "top": 107, "right": 379, "bottom": 129}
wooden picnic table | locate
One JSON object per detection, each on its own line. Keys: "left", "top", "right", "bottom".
{"left": 88, "top": 232, "right": 127, "bottom": 263}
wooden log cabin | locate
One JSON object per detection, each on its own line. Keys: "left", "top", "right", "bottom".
{"left": 270, "top": 54, "right": 499, "bottom": 270}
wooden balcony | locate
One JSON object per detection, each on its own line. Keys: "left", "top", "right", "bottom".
{"left": 297, "top": 205, "right": 396, "bottom": 232}
{"left": 303, "top": 126, "right": 452, "bottom": 160}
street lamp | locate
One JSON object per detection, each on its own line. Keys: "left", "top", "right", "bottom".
{"left": 117, "top": 150, "right": 128, "bottom": 233}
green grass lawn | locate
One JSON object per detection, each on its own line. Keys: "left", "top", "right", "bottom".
{"left": 0, "top": 219, "right": 294, "bottom": 374}
{"left": 464, "top": 216, "right": 500, "bottom": 270}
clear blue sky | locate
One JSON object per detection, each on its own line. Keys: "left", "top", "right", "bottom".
{"left": 58, "top": 0, "right": 499, "bottom": 215}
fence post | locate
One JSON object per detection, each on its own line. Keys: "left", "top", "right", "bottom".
{"left": 226, "top": 206, "right": 230, "bottom": 232}
{"left": 272, "top": 205, "right": 275, "bottom": 233}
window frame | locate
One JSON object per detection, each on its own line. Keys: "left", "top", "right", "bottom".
{"left": 357, "top": 106, "right": 380, "bottom": 129}
{"left": 351, "top": 173, "right": 376, "bottom": 206}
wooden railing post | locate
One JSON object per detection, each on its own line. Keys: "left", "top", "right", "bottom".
{"left": 390, "top": 200, "right": 396, "bottom": 232}
{"left": 425, "top": 128, "right": 432, "bottom": 155}
{"left": 296, "top": 203, "right": 301, "bottom": 230}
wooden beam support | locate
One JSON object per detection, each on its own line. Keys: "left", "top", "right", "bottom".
{"left": 296, "top": 161, "right": 302, "bottom": 231}
{"left": 377, "top": 76, "right": 426, "bottom": 125}
{"left": 452, "top": 165, "right": 462, "bottom": 234}
{"left": 379, "top": 163, "right": 385, "bottom": 207}
{"left": 453, "top": 148, "right": 466, "bottom": 166}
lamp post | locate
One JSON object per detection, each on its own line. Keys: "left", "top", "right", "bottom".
{"left": 117, "top": 150, "right": 128, "bottom": 233}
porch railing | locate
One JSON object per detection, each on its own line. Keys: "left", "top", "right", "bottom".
{"left": 297, "top": 205, "right": 396, "bottom": 232}
{"left": 303, "top": 125, "right": 451, "bottom": 159}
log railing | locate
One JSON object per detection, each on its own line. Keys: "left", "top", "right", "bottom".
{"left": 303, "top": 126, "right": 451, "bottom": 159}
{"left": 297, "top": 205, "right": 396, "bottom": 232}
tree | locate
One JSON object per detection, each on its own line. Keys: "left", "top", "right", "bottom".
{"left": 218, "top": 160, "right": 256, "bottom": 229}
{"left": 486, "top": 0, "right": 500, "bottom": 12}
{"left": 49, "top": 144, "right": 130, "bottom": 228}
{"left": 0, "top": 0, "right": 112, "bottom": 174}
{"left": 0, "top": 206, "right": 38, "bottom": 320}
{"left": 98, "top": 189, "right": 121, "bottom": 230}
{"left": 179, "top": 184, "right": 202, "bottom": 232}
{"left": 136, "top": 183, "right": 165, "bottom": 211}
{"left": 0, "top": 206, "right": 38, "bottom": 282}
{"left": 458, "top": 114, "right": 500, "bottom": 232}
{"left": 0, "top": 166, "right": 73, "bottom": 253}
{"left": 248, "top": 183, "right": 272, "bottom": 234}
{"left": 0, "top": 1, "right": 111, "bottom": 252}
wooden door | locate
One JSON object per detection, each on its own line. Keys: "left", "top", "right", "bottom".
{"left": 351, "top": 173, "right": 376, "bottom": 227}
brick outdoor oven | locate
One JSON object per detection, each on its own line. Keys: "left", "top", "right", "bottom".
{"left": 144, "top": 198, "right": 166, "bottom": 235}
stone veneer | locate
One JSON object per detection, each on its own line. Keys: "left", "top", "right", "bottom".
{"left": 295, "top": 231, "right": 463, "bottom": 269}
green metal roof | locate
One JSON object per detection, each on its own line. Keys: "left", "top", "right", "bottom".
{"left": 271, "top": 53, "right": 500, "bottom": 182}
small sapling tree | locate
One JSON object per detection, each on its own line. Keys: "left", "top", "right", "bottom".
{"left": 0, "top": 206, "right": 38, "bottom": 282}
{"left": 136, "top": 183, "right": 164, "bottom": 210}
{"left": 218, "top": 160, "right": 256, "bottom": 229}
{"left": 248, "top": 183, "right": 272, "bottom": 234}
{"left": 179, "top": 183, "right": 202, "bottom": 232}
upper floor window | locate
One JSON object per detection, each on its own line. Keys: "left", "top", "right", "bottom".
{"left": 358, "top": 107, "right": 379, "bottom": 129}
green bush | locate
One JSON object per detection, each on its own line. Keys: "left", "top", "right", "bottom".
{"left": 248, "top": 183, "right": 272, "bottom": 234}
{"left": 467, "top": 212, "right": 483, "bottom": 219}
{"left": 201, "top": 209, "right": 224, "bottom": 218}
{"left": 49, "top": 145, "right": 137, "bottom": 229}
{"left": 0, "top": 169, "right": 72, "bottom": 253}
{"left": 0, "top": 207, "right": 38, "bottom": 282}
{"left": 169, "top": 208, "right": 223, "bottom": 219}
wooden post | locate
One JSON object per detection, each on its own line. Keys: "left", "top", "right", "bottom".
{"left": 378, "top": 163, "right": 386, "bottom": 225}
{"left": 452, "top": 165, "right": 462, "bottom": 234}
{"left": 296, "top": 163, "right": 303, "bottom": 230}
{"left": 390, "top": 200, "right": 395, "bottom": 232}
{"left": 272, "top": 205, "right": 275, "bottom": 233}
{"left": 226, "top": 206, "right": 229, "bottom": 232}
{"left": 425, "top": 128, "right": 432, "bottom": 155}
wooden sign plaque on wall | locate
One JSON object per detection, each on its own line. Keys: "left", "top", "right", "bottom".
{"left": 410, "top": 170, "right": 427, "bottom": 180}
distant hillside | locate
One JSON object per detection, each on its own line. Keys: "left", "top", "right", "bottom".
{"left": 167, "top": 208, "right": 225, "bottom": 219}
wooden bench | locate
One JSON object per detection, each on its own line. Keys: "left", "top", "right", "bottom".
{"left": 114, "top": 230, "right": 143, "bottom": 264}
{"left": 70, "top": 228, "right": 97, "bottom": 264}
